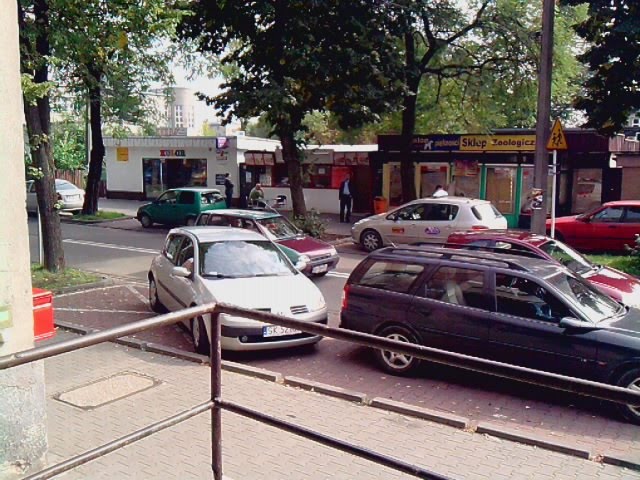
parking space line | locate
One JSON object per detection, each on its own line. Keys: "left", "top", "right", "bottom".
{"left": 55, "top": 307, "right": 150, "bottom": 314}
{"left": 63, "top": 239, "right": 158, "bottom": 255}
{"left": 127, "top": 284, "right": 151, "bottom": 307}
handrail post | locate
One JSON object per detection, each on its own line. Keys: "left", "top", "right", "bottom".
{"left": 210, "top": 310, "right": 223, "bottom": 479}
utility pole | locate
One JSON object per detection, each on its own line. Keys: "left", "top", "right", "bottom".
{"left": 531, "top": 0, "right": 555, "bottom": 235}
{"left": 0, "top": 0, "right": 48, "bottom": 476}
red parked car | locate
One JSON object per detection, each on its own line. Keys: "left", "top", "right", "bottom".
{"left": 546, "top": 201, "right": 640, "bottom": 252}
{"left": 446, "top": 230, "right": 640, "bottom": 307}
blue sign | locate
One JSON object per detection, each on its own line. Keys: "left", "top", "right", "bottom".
{"left": 412, "top": 135, "right": 460, "bottom": 151}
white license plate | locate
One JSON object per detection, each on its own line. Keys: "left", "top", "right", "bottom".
{"left": 311, "top": 264, "right": 328, "bottom": 274}
{"left": 263, "top": 325, "right": 301, "bottom": 338}
{"left": 65, "top": 195, "right": 79, "bottom": 201}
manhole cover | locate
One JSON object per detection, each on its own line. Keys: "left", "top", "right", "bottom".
{"left": 55, "top": 372, "right": 160, "bottom": 409}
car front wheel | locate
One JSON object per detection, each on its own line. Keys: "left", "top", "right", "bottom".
{"left": 192, "top": 316, "right": 211, "bottom": 356}
{"left": 361, "top": 229, "right": 383, "bottom": 252}
{"left": 374, "top": 325, "right": 421, "bottom": 376}
{"left": 140, "top": 213, "right": 153, "bottom": 228}
{"left": 616, "top": 368, "right": 640, "bottom": 424}
{"left": 148, "top": 276, "right": 166, "bottom": 313}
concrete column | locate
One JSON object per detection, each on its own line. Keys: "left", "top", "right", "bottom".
{"left": 0, "top": 0, "right": 48, "bottom": 477}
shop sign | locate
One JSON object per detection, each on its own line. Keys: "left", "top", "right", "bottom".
{"left": 116, "top": 147, "right": 129, "bottom": 162}
{"left": 245, "top": 152, "right": 275, "bottom": 166}
{"left": 413, "top": 135, "right": 461, "bottom": 151}
{"left": 460, "top": 135, "right": 535, "bottom": 151}
{"left": 215, "top": 173, "right": 227, "bottom": 185}
{"left": 160, "top": 149, "right": 185, "bottom": 157}
{"left": 216, "top": 137, "right": 229, "bottom": 149}
{"left": 334, "top": 152, "right": 369, "bottom": 166}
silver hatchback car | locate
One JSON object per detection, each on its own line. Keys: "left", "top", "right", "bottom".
{"left": 352, "top": 197, "right": 507, "bottom": 251}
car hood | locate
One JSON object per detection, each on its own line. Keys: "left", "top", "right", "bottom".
{"left": 278, "top": 236, "right": 333, "bottom": 255}
{"left": 546, "top": 215, "right": 579, "bottom": 226}
{"left": 202, "top": 274, "right": 324, "bottom": 313}
{"left": 600, "top": 307, "right": 640, "bottom": 338}
{"left": 583, "top": 266, "right": 640, "bottom": 306}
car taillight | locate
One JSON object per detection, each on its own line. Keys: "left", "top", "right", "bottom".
{"left": 471, "top": 225, "right": 489, "bottom": 230}
{"left": 341, "top": 284, "right": 350, "bottom": 310}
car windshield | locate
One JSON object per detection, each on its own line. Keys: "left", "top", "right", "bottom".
{"left": 55, "top": 180, "right": 76, "bottom": 190}
{"left": 256, "top": 216, "right": 300, "bottom": 239}
{"left": 548, "top": 272, "right": 622, "bottom": 322}
{"left": 539, "top": 240, "right": 593, "bottom": 274}
{"left": 199, "top": 240, "right": 295, "bottom": 278}
{"left": 472, "top": 203, "right": 503, "bottom": 220}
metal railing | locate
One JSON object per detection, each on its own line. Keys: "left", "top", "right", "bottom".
{"left": 2, "top": 303, "right": 640, "bottom": 480}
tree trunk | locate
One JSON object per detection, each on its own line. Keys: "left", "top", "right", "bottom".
{"left": 280, "top": 131, "right": 307, "bottom": 217}
{"left": 82, "top": 75, "right": 105, "bottom": 215}
{"left": 20, "top": 0, "right": 65, "bottom": 272}
{"left": 399, "top": 33, "right": 420, "bottom": 203}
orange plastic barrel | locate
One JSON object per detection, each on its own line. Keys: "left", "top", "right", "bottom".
{"left": 373, "top": 196, "right": 388, "bottom": 214}
{"left": 32, "top": 288, "right": 55, "bottom": 341}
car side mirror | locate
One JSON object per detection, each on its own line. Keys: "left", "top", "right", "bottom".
{"left": 578, "top": 215, "right": 591, "bottom": 223}
{"left": 387, "top": 213, "right": 398, "bottom": 221}
{"left": 172, "top": 266, "right": 191, "bottom": 278}
{"left": 559, "top": 317, "right": 594, "bottom": 331}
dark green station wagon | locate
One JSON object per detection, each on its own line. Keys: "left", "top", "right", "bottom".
{"left": 136, "top": 188, "right": 226, "bottom": 228}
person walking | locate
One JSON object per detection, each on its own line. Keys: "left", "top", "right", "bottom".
{"left": 432, "top": 184, "right": 448, "bottom": 198}
{"left": 224, "top": 173, "right": 234, "bottom": 208}
{"left": 339, "top": 173, "right": 355, "bottom": 223}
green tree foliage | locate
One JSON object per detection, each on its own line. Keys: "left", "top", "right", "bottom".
{"left": 51, "top": 0, "right": 185, "bottom": 214}
{"left": 178, "top": 1, "right": 404, "bottom": 216}
{"left": 52, "top": 116, "right": 86, "bottom": 171}
{"left": 562, "top": 0, "right": 640, "bottom": 134}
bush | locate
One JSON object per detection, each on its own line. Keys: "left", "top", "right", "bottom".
{"left": 291, "top": 209, "right": 327, "bottom": 238}
{"left": 625, "top": 234, "right": 640, "bottom": 256}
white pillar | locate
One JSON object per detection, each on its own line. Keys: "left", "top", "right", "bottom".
{"left": 0, "top": 0, "right": 48, "bottom": 476}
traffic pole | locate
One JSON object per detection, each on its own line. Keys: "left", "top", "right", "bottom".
{"left": 550, "top": 149, "right": 557, "bottom": 239}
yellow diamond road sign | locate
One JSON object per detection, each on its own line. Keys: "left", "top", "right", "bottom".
{"left": 547, "top": 119, "right": 568, "bottom": 151}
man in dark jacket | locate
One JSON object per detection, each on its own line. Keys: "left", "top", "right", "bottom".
{"left": 338, "top": 173, "right": 355, "bottom": 223}
{"left": 224, "top": 173, "right": 234, "bottom": 208}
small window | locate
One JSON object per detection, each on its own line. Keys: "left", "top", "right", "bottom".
{"left": 424, "top": 204, "right": 459, "bottom": 221}
{"left": 164, "top": 235, "right": 184, "bottom": 263}
{"left": 197, "top": 214, "right": 210, "bottom": 225}
{"left": 623, "top": 206, "right": 640, "bottom": 223}
{"left": 202, "top": 192, "right": 224, "bottom": 205}
{"left": 472, "top": 203, "right": 502, "bottom": 221}
{"left": 206, "top": 215, "right": 232, "bottom": 227}
{"left": 357, "top": 261, "right": 424, "bottom": 294}
{"left": 592, "top": 206, "right": 623, "bottom": 223}
{"left": 495, "top": 274, "right": 571, "bottom": 323}
{"left": 394, "top": 205, "right": 419, "bottom": 221}
{"left": 420, "top": 267, "right": 486, "bottom": 309}
{"left": 178, "top": 191, "right": 196, "bottom": 205}
{"left": 175, "top": 238, "right": 194, "bottom": 270}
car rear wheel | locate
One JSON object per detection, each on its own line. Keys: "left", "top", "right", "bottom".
{"left": 140, "top": 213, "right": 153, "bottom": 228}
{"left": 192, "top": 316, "right": 211, "bottom": 356}
{"left": 361, "top": 229, "right": 383, "bottom": 252}
{"left": 374, "top": 325, "right": 421, "bottom": 376}
{"left": 616, "top": 368, "right": 640, "bottom": 424}
{"left": 148, "top": 276, "right": 166, "bottom": 313}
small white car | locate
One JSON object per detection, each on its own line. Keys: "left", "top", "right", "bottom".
{"left": 26, "top": 179, "right": 85, "bottom": 213}
{"left": 352, "top": 197, "right": 508, "bottom": 252}
{"left": 148, "top": 227, "right": 327, "bottom": 354}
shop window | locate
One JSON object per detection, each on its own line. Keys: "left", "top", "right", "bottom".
{"left": 302, "top": 164, "right": 332, "bottom": 188}
{"left": 520, "top": 167, "right": 553, "bottom": 215}
{"left": 486, "top": 167, "right": 516, "bottom": 215}
{"left": 273, "top": 164, "right": 290, "bottom": 187}
{"left": 450, "top": 160, "right": 480, "bottom": 198}
{"left": 572, "top": 168, "right": 602, "bottom": 214}
{"left": 389, "top": 164, "right": 402, "bottom": 206}
{"left": 420, "top": 165, "right": 448, "bottom": 197}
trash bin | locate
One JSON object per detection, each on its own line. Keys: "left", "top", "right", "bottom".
{"left": 373, "top": 196, "right": 388, "bottom": 215}
{"left": 32, "top": 288, "right": 55, "bottom": 342}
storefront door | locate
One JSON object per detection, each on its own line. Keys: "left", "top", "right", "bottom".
{"left": 484, "top": 165, "right": 518, "bottom": 227}
{"left": 419, "top": 164, "right": 449, "bottom": 198}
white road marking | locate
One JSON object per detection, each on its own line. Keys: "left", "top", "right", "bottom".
{"left": 63, "top": 239, "right": 158, "bottom": 255}
{"left": 327, "top": 271, "right": 350, "bottom": 279}
{"left": 127, "top": 284, "right": 151, "bottom": 306}
{"left": 55, "top": 284, "right": 125, "bottom": 298}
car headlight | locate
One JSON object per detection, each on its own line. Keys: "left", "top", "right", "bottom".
{"left": 328, "top": 246, "right": 337, "bottom": 256}
{"left": 309, "top": 295, "right": 326, "bottom": 312}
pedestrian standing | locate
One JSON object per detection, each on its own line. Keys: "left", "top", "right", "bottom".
{"left": 432, "top": 184, "right": 448, "bottom": 198}
{"left": 249, "top": 183, "right": 265, "bottom": 206}
{"left": 339, "top": 173, "right": 355, "bottom": 223}
{"left": 224, "top": 173, "right": 234, "bottom": 208}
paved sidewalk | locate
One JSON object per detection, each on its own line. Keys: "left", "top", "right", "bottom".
{"left": 40, "top": 331, "right": 638, "bottom": 479}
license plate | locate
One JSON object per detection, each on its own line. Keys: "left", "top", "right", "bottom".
{"left": 311, "top": 264, "right": 328, "bottom": 274}
{"left": 66, "top": 195, "right": 79, "bottom": 201}
{"left": 263, "top": 325, "right": 301, "bottom": 338}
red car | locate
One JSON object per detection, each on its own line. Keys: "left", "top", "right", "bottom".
{"left": 446, "top": 230, "right": 640, "bottom": 307}
{"left": 546, "top": 201, "right": 640, "bottom": 252}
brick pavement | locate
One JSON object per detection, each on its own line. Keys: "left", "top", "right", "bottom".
{"left": 52, "top": 284, "right": 640, "bottom": 468}
{"left": 43, "top": 331, "right": 639, "bottom": 479}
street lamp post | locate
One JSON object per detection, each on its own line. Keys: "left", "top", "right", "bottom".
{"left": 531, "top": 0, "right": 556, "bottom": 235}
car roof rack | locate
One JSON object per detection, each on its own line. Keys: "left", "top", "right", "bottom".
{"left": 382, "top": 244, "right": 531, "bottom": 272}
{"left": 437, "top": 242, "right": 543, "bottom": 260}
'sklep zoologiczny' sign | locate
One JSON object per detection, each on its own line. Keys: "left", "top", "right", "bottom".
{"left": 460, "top": 135, "right": 536, "bottom": 151}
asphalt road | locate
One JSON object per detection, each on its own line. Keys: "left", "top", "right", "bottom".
{"left": 29, "top": 217, "right": 640, "bottom": 465}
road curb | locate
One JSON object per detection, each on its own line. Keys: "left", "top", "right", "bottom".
{"left": 59, "top": 215, "right": 133, "bottom": 225}
{"left": 602, "top": 454, "right": 640, "bottom": 472}
{"left": 284, "top": 376, "right": 368, "bottom": 403}
{"left": 475, "top": 423, "right": 592, "bottom": 459}
{"left": 369, "top": 398, "right": 468, "bottom": 429}
{"left": 52, "top": 321, "right": 640, "bottom": 470}
{"left": 327, "top": 236, "right": 352, "bottom": 247}
{"left": 54, "top": 278, "right": 114, "bottom": 295}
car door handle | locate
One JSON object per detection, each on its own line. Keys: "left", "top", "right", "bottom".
{"left": 608, "top": 225, "right": 617, "bottom": 228}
